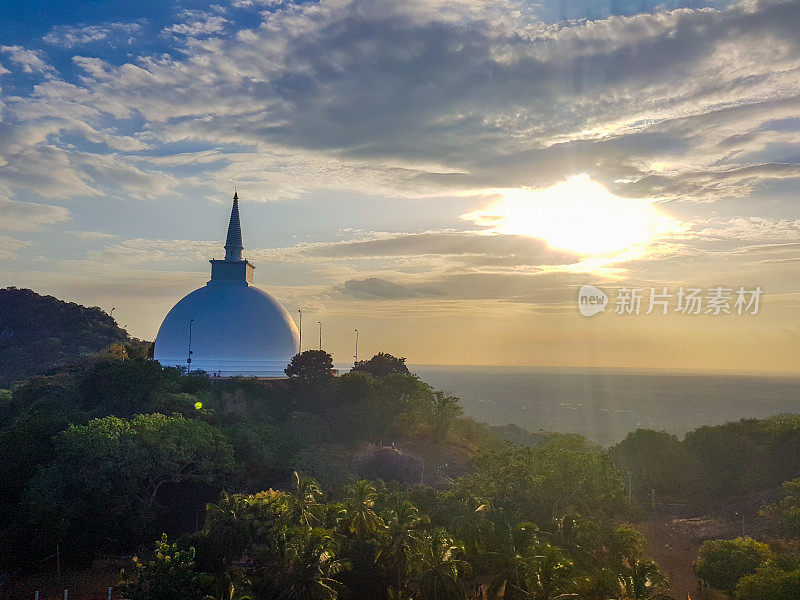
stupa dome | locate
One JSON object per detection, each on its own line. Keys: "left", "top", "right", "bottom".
{"left": 153, "top": 193, "right": 299, "bottom": 377}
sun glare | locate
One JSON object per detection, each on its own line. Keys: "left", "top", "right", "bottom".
{"left": 464, "top": 175, "right": 683, "bottom": 257}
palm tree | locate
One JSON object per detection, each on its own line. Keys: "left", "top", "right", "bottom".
{"left": 525, "top": 543, "right": 576, "bottom": 600}
{"left": 449, "top": 495, "right": 492, "bottom": 568}
{"left": 487, "top": 530, "right": 577, "bottom": 600}
{"left": 378, "top": 501, "right": 430, "bottom": 594}
{"left": 620, "top": 557, "right": 668, "bottom": 599}
{"left": 346, "top": 480, "right": 385, "bottom": 538}
{"left": 414, "top": 529, "right": 471, "bottom": 600}
{"left": 486, "top": 543, "right": 531, "bottom": 600}
{"left": 205, "top": 492, "right": 254, "bottom": 568}
{"left": 322, "top": 500, "right": 348, "bottom": 533}
{"left": 253, "top": 526, "right": 349, "bottom": 600}
{"left": 286, "top": 471, "right": 324, "bottom": 528}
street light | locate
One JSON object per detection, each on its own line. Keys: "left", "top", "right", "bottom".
{"left": 354, "top": 329, "right": 359, "bottom": 364}
{"left": 187, "top": 319, "right": 194, "bottom": 373}
{"left": 318, "top": 321, "right": 322, "bottom": 350}
{"left": 298, "top": 309, "right": 302, "bottom": 353}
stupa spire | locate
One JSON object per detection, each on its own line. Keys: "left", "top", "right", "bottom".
{"left": 224, "top": 190, "right": 243, "bottom": 261}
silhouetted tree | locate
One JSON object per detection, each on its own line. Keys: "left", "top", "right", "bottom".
{"left": 352, "top": 353, "right": 410, "bottom": 377}
{"left": 286, "top": 350, "right": 335, "bottom": 384}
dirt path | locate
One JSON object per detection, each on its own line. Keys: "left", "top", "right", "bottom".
{"left": 639, "top": 516, "right": 710, "bottom": 600}
{"left": 0, "top": 561, "right": 125, "bottom": 600}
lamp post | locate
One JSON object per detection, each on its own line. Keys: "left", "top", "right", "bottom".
{"left": 298, "top": 309, "right": 302, "bottom": 353}
{"left": 187, "top": 319, "right": 194, "bottom": 373}
{"left": 318, "top": 321, "right": 322, "bottom": 350}
{"left": 354, "top": 329, "right": 359, "bottom": 364}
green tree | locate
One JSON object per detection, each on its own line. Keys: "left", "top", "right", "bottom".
{"left": 488, "top": 542, "right": 575, "bottom": 600}
{"left": 199, "top": 489, "right": 290, "bottom": 574}
{"left": 251, "top": 525, "right": 348, "bottom": 600}
{"left": 287, "top": 471, "right": 325, "bottom": 529}
{"left": 345, "top": 480, "right": 385, "bottom": 538}
{"left": 414, "top": 530, "right": 470, "bottom": 600}
{"left": 447, "top": 494, "right": 493, "bottom": 566}
{"left": 24, "top": 413, "right": 233, "bottom": 561}
{"left": 334, "top": 371, "right": 378, "bottom": 405}
{"left": 285, "top": 350, "right": 335, "bottom": 383}
{"left": 609, "top": 429, "right": 689, "bottom": 498}
{"left": 694, "top": 537, "right": 771, "bottom": 595}
{"left": 379, "top": 501, "right": 430, "bottom": 593}
{"left": 79, "top": 358, "right": 168, "bottom": 417}
{"left": 464, "top": 436, "right": 623, "bottom": 528}
{"left": 735, "top": 567, "right": 800, "bottom": 600}
{"left": 352, "top": 353, "right": 411, "bottom": 377}
{"left": 286, "top": 351, "right": 336, "bottom": 409}
{"left": 202, "top": 492, "right": 256, "bottom": 571}
{"left": 201, "top": 489, "right": 349, "bottom": 599}
{"left": 605, "top": 525, "right": 668, "bottom": 599}
{"left": 372, "top": 373, "right": 434, "bottom": 437}
{"left": 761, "top": 479, "right": 800, "bottom": 540}
{"left": 426, "top": 390, "right": 462, "bottom": 441}
{"left": 621, "top": 557, "right": 668, "bottom": 599}
{"left": 118, "top": 534, "right": 202, "bottom": 600}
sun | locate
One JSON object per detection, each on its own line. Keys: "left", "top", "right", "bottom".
{"left": 463, "top": 175, "right": 683, "bottom": 256}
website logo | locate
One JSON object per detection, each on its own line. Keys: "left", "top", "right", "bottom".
{"left": 578, "top": 285, "right": 608, "bottom": 317}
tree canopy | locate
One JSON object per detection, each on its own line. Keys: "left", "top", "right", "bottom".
{"left": 286, "top": 350, "right": 336, "bottom": 383}
{"left": 695, "top": 537, "right": 772, "bottom": 594}
{"left": 23, "top": 413, "right": 233, "bottom": 562}
{"left": 352, "top": 352, "right": 411, "bottom": 377}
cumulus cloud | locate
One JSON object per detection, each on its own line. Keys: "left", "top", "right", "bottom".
{"left": 84, "top": 229, "right": 580, "bottom": 271}
{"left": 0, "top": 0, "right": 797, "bottom": 321}
{"left": 43, "top": 22, "right": 143, "bottom": 48}
{"left": 0, "top": 46, "right": 53, "bottom": 74}
{"left": 0, "top": 0, "right": 798, "bottom": 204}
{"left": 162, "top": 10, "right": 228, "bottom": 37}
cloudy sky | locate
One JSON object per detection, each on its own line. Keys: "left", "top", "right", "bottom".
{"left": 1, "top": 0, "right": 799, "bottom": 372}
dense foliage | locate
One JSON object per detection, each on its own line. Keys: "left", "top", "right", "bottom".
{"left": 351, "top": 352, "right": 410, "bottom": 377}
{"left": 694, "top": 537, "right": 772, "bottom": 594}
{"left": 611, "top": 416, "right": 800, "bottom": 502}
{"left": 0, "top": 342, "right": 680, "bottom": 599}
{"left": 0, "top": 287, "right": 131, "bottom": 383}
{"left": 120, "top": 459, "right": 668, "bottom": 600}
{"left": 25, "top": 413, "right": 234, "bottom": 563}
{"left": 7, "top": 291, "right": 800, "bottom": 599}
{"left": 0, "top": 350, "right": 477, "bottom": 571}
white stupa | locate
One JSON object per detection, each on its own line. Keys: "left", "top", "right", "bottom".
{"left": 153, "top": 192, "right": 299, "bottom": 377}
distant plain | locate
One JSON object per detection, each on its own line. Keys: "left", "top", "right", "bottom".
{"left": 411, "top": 366, "right": 800, "bottom": 446}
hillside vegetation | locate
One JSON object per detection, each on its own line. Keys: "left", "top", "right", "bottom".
{"left": 2, "top": 291, "right": 800, "bottom": 599}
{"left": 0, "top": 287, "right": 130, "bottom": 384}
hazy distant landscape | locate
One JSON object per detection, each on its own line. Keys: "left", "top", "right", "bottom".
{"left": 415, "top": 366, "right": 800, "bottom": 446}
